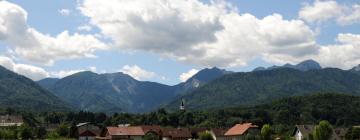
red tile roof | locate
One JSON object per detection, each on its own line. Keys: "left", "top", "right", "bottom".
{"left": 79, "top": 130, "right": 97, "bottom": 137}
{"left": 162, "top": 128, "right": 192, "bottom": 138}
{"left": 107, "top": 126, "right": 145, "bottom": 136}
{"left": 224, "top": 123, "right": 258, "bottom": 136}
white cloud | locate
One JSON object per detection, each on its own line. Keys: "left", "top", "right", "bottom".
{"left": 299, "top": 1, "right": 343, "bottom": 23}
{"left": 79, "top": 0, "right": 316, "bottom": 67}
{"left": 50, "top": 69, "right": 85, "bottom": 78}
{"left": 179, "top": 69, "right": 199, "bottom": 82}
{"left": 59, "top": 9, "right": 71, "bottom": 16}
{"left": 0, "top": 56, "right": 49, "bottom": 81}
{"left": 299, "top": 1, "right": 360, "bottom": 25}
{"left": 120, "top": 65, "right": 156, "bottom": 80}
{"left": 337, "top": 4, "right": 360, "bottom": 25}
{"left": 77, "top": 24, "right": 92, "bottom": 31}
{"left": 0, "top": 1, "right": 107, "bottom": 65}
{"left": 315, "top": 33, "right": 360, "bottom": 69}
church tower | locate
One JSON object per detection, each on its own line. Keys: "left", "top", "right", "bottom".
{"left": 180, "top": 99, "right": 185, "bottom": 110}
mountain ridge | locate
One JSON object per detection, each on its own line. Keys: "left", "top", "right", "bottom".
{"left": 165, "top": 67, "right": 360, "bottom": 110}
{"left": 0, "top": 66, "right": 71, "bottom": 112}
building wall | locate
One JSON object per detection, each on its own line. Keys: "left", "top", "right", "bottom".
{"left": 295, "top": 130, "right": 302, "bottom": 140}
{"left": 224, "top": 136, "right": 244, "bottom": 140}
{"left": 110, "top": 135, "right": 144, "bottom": 140}
{"left": 79, "top": 136, "right": 96, "bottom": 140}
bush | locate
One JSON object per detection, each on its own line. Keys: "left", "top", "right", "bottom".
{"left": 17, "top": 125, "right": 33, "bottom": 139}
{"left": 199, "top": 131, "right": 214, "bottom": 140}
{"left": 261, "top": 124, "right": 272, "bottom": 140}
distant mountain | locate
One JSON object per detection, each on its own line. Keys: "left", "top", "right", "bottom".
{"left": 166, "top": 68, "right": 360, "bottom": 110}
{"left": 0, "top": 66, "right": 70, "bottom": 112}
{"left": 37, "top": 78, "right": 59, "bottom": 90}
{"left": 37, "top": 67, "right": 231, "bottom": 113}
{"left": 173, "top": 67, "right": 232, "bottom": 94}
{"left": 254, "top": 59, "right": 321, "bottom": 72}
{"left": 350, "top": 64, "right": 360, "bottom": 75}
{"left": 40, "top": 71, "right": 176, "bottom": 113}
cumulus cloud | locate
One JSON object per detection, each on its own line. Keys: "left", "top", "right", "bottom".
{"left": 337, "top": 4, "right": 360, "bottom": 25}
{"left": 120, "top": 65, "right": 156, "bottom": 80}
{"left": 58, "top": 9, "right": 71, "bottom": 16}
{"left": 299, "top": 0, "right": 343, "bottom": 23}
{"left": 79, "top": 0, "right": 316, "bottom": 67}
{"left": 179, "top": 69, "right": 199, "bottom": 82}
{"left": 0, "top": 56, "right": 49, "bottom": 80}
{"left": 299, "top": 1, "right": 360, "bottom": 25}
{"left": 0, "top": 1, "right": 107, "bottom": 65}
{"left": 315, "top": 33, "right": 360, "bottom": 69}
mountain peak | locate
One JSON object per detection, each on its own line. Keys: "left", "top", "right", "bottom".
{"left": 189, "top": 67, "right": 230, "bottom": 83}
{"left": 295, "top": 59, "right": 321, "bottom": 71}
{"left": 351, "top": 64, "right": 360, "bottom": 71}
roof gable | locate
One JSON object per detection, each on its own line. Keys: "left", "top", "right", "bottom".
{"left": 224, "top": 123, "right": 258, "bottom": 136}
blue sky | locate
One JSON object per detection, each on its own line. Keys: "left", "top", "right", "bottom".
{"left": 0, "top": 0, "right": 360, "bottom": 85}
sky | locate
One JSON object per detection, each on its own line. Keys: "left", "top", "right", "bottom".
{"left": 0, "top": 0, "right": 360, "bottom": 85}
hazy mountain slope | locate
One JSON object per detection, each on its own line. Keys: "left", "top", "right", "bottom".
{"left": 0, "top": 66, "right": 71, "bottom": 112}
{"left": 37, "top": 67, "right": 231, "bottom": 113}
{"left": 173, "top": 67, "right": 231, "bottom": 94}
{"left": 254, "top": 59, "right": 322, "bottom": 72}
{"left": 37, "top": 78, "right": 59, "bottom": 90}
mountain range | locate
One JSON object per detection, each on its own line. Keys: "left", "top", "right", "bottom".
{"left": 165, "top": 63, "right": 360, "bottom": 110}
{"left": 253, "top": 59, "right": 322, "bottom": 72}
{"left": 37, "top": 67, "right": 230, "bottom": 113}
{"left": 2, "top": 59, "right": 360, "bottom": 113}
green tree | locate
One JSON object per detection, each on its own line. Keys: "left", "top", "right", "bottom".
{"left": 0, "top": 129, "right": 17, "bottom": 139}
{"left": 261, "top": 124, "right": 272, "bottom": 140}
{"left": 199, "top": 131, "right": 214, "bottom": 140}
{"left": 18, "top": 125, "right": 33, "bottom": 139}
{"left": 68, "top": 122, "right": 78, "bottom": 138}
{"left": 312, "top": 120, "right": 333, "bottom": 140}
{"left": 57, "top": 123, "right": 69, "bottom": 137}
{"left": 144, "top": 132, "right": 161, "bottom": 140}
{"left": 34, "top": 127, "right": 47, "bottom": 139}
{"left": 345, "top": 127, "right": 360, "bottom": 140}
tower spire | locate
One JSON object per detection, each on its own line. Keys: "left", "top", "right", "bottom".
{"left": 180, "top": 99, "right": 185, "bottom": 110}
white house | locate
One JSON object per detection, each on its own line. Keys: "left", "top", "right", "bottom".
{"left": 0, "top": 115, "right": 23, "bottom": 127}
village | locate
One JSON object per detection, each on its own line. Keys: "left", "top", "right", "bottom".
{"left": 1, "top": 114, "right": 359, "bottom": 140}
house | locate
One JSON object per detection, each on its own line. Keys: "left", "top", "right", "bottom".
{"left": 0, "top": 115, "right": 23, "bottom": 127}
{"left": 161, "top": 127, "right": 192, "bottom": 140}
{"left": 293, "top": 125, "right": 348, "bottom": 140}
{"left": 294, "top": 125, "right": 314, "bottom": 140}
{"left": 224, "top": 123, "right": 258, "bottom": 140}
{"left": 77, "top": 122, "right": 101, "bottom": 140}
{"left": 105, "top": 126, "right": 145, "bottom": 140}
{"left": 209, "top": 128, "right": 228, "bottom": 140}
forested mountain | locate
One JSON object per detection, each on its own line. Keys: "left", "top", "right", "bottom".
{"left": 39, "top": 71, "right": 175, "bottom": 113}
{"left": 166, "top": 67, "right": 360, "bottom": 110}
{"left": 0, "top": 66, "right": 70, "bottom": 112}
{"left": 253, "top": 59, "right": 322, "bottom": 72}
{"left": 37, "top": 67, "right": 229, "bottom": 113}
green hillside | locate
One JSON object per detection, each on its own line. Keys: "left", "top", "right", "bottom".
{"left": 0, "top": 66, "right": 71, "bottom": 112}
{"left": 166, "top": 68, "right": 360, "bottom": 110}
